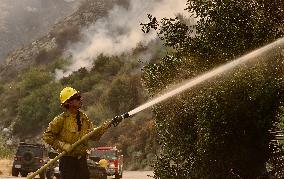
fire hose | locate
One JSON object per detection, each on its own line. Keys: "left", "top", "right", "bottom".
{"left": 27, "top": 113, "right": 130, "bottom": 179}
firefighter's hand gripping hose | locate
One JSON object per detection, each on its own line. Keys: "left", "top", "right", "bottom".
{"left": 27, "top": 112, "right": 131, "bottom": 179}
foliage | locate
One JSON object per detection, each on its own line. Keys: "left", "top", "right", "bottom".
{"left": 35, "top": 48, "right": 62, "bottom": 64}
{"left": 0, "top": 83, "right": 21, "bottom": 126}
{"left": 97, "top": 111, "right": 158, "bottom": 170}
{"left": 91, "top": 55, "right": 124, "bottom": 77}
{"left": 18, "top": 68, "right": 53, "bottom": 95}
{"left": 0, "top": 134, "right": 13, "bottom": 158}
{"left": 0, "top": 50, "right": 156, "bottom": 169}
{"left": 52, "top": 24, "right": 81, "bottom": 49}
{"left": 14, "top": 83, "right": 62, "bottom": 137}
{"left": 48, "top": 57, "right": 71, "bottom": 72}
{"left": 141, "top": 0, "right": 284, "bottom": 178}
{"left": 102, "top": 74, "right": 145, "bottom": 116}
{"left": 158, "top": 0, "right": 284, "bottom": 62}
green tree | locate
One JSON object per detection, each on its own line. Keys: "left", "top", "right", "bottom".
{"left": 102, "top": 74, "right": 145, "bottom": 116}
{"left": 142, "top": 0, "right": 284, "bottom": 178}
{"left": 14, "top": 83, "right": 62, "bottom": 137}
{"left": 19, "top": 68, "right": 53, "bottom": 94}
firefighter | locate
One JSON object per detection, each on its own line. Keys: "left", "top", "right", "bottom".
{"left": 42, "top": 87, "right": 121, "bottom": 179}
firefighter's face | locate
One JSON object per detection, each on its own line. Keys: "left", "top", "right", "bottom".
{"left": 67, "top": 95, "right": 82, "bottom": 110}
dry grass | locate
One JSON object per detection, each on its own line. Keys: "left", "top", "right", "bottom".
{"left": 0, "top": 159, "right": 12, "bottom": 176}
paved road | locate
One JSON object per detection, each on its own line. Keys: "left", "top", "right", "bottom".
{"left": 0, "top": 171, "right": 154, "bottom": 179}
{"left": 119, "top": 171, "right": 154, "bottom": 179}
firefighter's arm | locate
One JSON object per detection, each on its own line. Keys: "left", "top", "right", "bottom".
{"left": 88, "top": 114, "right": 126, "bottom": 141}
{"left": 42, "top": 115, "right": 64, "bottom": 150}
{"left": 89, "top": 121, "right": 112, "bottom": 141}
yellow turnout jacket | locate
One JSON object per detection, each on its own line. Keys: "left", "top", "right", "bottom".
{"left": 43, "top": 110, "right": 106, "bottom": 156}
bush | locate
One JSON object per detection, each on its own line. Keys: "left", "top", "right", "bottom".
{"left": 35, "top": 48, "right": 62, "bottom": 64}
{"left": 14, "top": 83, "right": 62, "bottom": 136}
{"left": 142, "top": 0, "right": 284, "bottom": 178}
{"left": 52, "top": 24, "right": 80, "bottom": 49}
{"left": 19, "top": 68, "right": 53, "bottom": 94}
{"left": 0, "top": 134, "right": 13, "bottom": 158}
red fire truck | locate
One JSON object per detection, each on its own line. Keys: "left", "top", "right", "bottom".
{"left": 90, "top": 146, "right": 123, "bottom": 179}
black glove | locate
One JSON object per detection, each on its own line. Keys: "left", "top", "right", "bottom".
{"left": 112, "top": 115, "right": 123, "bottom": 127}
{"left": 111, "top": 113, "right": 130, "bottom": 127}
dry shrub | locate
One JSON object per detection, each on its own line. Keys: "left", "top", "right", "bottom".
{"left": 53, "top": 24, "right": 80, "bottom": 48}
{"left": 35, "top": 48, "right": 62, "bottom": 64}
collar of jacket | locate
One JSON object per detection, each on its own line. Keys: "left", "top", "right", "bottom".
{"left": 64, "top": 110, "right": 81, "bottom": 118}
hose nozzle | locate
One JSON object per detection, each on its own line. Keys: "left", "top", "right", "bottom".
{"left": 122, "top": 112, "right": 130, "bottom": 119}
{"left": 111, "top": 112, "right": 131, "bottom": 127}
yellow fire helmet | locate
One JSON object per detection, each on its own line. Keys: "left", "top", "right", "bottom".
{"left": 60, "top": 87, "right": 79, "bottom": 104}
{"left": 99, "top": 159, "right": 109, "bottom": 169}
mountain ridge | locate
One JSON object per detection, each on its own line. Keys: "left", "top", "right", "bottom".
{"left": 0, "top": 0, "right": 115, "bottom": 81}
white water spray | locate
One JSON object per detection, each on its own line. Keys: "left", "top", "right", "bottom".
{"left": 128, "top": 37, "right": 284, "bottom": 116}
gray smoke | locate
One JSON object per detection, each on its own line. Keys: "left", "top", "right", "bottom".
{"left": 55, "top": 0, "right": 188, "bottom": 79}
{"left": 0, "top": 0, "right": 82, "bottom": 62}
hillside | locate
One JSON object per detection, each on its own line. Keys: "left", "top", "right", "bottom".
{"left": 0, "top": 0, "right": 84, "bottom": 62}
{"left": 1, "top": 0, "right": 283, "bottom": 177}
{"left": 0, "top": 0, "right": 115, "bottom": 81}
{"left": 0, "top": 0, "right": 162, "bottom": 169}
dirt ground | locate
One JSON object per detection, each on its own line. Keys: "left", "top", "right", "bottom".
{"left": 0, "top": 159, "right": 12, "bottom": 176}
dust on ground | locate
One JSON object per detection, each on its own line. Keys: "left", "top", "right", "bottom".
{"left": 0, "top": 159, "right": 12, "bottom": 176}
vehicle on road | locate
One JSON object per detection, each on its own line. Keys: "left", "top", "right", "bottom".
{"left": 11, "top": 142, "right": 55, "bottom": 179}
{"left": 87, "top": 155, "right": 107, "bottom": 179}
{"left": 90, "top": 147, "right": 123, "bottom": 179}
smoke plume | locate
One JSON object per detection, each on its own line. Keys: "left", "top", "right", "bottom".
{"left": 0, "top": 0, "right": 82, "bottom": 62}
{"left": 56, "top": 0, "right": 187, "bottom": 79}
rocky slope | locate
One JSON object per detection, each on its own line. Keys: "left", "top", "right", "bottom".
{"left": 0, "top": 0, "right": 116, "bottom": 81}
{"left": 0, "top": 0, "right": 85, "bottom": 62}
